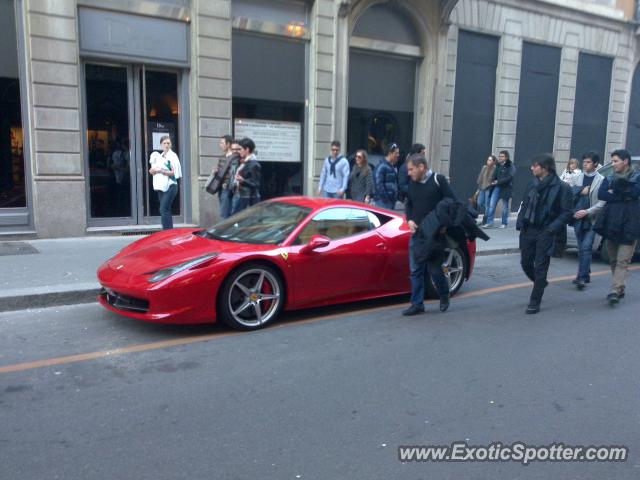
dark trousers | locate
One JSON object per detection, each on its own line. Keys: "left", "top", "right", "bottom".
{"left": 157, "top": 183, "right": 178, "bottom": 230}
{"left": 520, "top": 227, "right": 554, "bottom": 304}
{"left": 409, "top": 236, "right": 449, "bottom": 306}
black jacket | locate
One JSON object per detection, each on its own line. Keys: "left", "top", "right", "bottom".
{"left": 414, "top": 198, "right": 490, "bottom": 263}
{"left": 594, "top": 171, "right": 640, "bottom": 244}
{"left": 516, "top": 173, "right": 573, "bottom": 233}
{"left": 492, "top": 160, "right": 515, "bottom": 200}
{"left": 237, "top": 159, "right": 261, "bottom": 199}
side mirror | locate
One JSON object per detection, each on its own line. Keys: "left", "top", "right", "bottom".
{"left": 300, "top": 235, "right": 330, "bottom": 254}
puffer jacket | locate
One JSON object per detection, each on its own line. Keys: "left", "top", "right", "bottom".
{"left": 374, "top": 159, "right": 398, "bottom": 204}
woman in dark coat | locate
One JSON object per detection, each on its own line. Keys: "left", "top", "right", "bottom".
{"left": 348, "top": 149, "right": 375, "bottom": 203}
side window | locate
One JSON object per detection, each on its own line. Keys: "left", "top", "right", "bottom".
{"left": 296, "top": 208, "right": 372, "bottom": 244}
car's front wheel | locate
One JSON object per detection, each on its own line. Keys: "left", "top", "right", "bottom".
{"left": 218, "top": 264, "right": 284, "bottom": 330}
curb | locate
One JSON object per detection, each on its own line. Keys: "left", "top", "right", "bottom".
{"left": 0, "top": 287, "right": 100, "bottom": 313}
{"left": 476, "top": 247, "right": 520, "bottom": 256}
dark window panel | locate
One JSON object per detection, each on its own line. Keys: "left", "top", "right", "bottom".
{"left": 449, "top": 30, "right": 499, "bottom": 201}
{"left": 513, "top": 42, "right": 561, "bottom": 206}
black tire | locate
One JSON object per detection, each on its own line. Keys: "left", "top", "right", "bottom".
{"left": 217, "top": 264, "right": 285, "bottom": 331}
{"left": 424, "top": 246, "right": 467, "bottom": 299}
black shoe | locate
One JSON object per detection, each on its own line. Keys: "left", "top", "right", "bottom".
{"left": 526, "top": 302, "right": 540, "bottom": 314}
{"left": 572, "top": 278, "right": 579, "bottom": 285}
{"left": 576, "top": 280, "right": 586, "bottom": 290}
{"left": 439, "top": 297, "right": 450, "bottom": 312}
{"left": 619, "top": 291, "right": 625, "bottom": 299}
{"left": 402, "top": 304, "right": 425, "bottom": 316}
{"left": 607, "top": 293, "right": 619, "bottom": 305}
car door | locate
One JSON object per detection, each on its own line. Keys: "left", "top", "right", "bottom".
{"left": 288, "top": 207, "right": 388, "bottom": 307}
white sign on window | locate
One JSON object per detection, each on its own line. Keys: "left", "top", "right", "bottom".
{"left": 234, "top": 118, "right": 301, "bottom": 163}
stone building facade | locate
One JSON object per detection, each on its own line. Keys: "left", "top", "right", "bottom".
{"left": 1, "top": 0, "right": 638, "bottom": 237}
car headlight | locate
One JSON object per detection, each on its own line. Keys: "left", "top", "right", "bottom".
{"left": 147, "top": 253, "right": 219, "bottom": 283}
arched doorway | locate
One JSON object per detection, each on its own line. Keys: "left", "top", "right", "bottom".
{"left": 347, "top": 2, "right": 421, "bottom": 168}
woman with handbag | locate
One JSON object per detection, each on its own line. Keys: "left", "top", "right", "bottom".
{"left": 206, "top": 138, "right": 240, "bottom": 219}
{"left": 149, "top": 135, "right": 182, "bottom": 230}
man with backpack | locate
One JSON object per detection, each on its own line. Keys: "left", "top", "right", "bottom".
{"left": 403, "top": 153, "right": 456, "bottom": 316}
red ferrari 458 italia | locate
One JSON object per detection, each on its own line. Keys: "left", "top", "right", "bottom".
{"left": 98, "top": 197, "right": 476, "bottom": 330}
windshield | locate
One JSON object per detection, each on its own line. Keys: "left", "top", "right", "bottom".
{"left": 204, "top": 202, "right": 312, "bottom": 245}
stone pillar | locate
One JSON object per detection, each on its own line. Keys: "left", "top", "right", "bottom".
{"left": 493, "top": 32, "right": 523, "bottom": 158}
{"left": 193, "top": 0, "right": 232, "bottom": 228}
{"left": 306, "top": 0, "right": 336, "bottom": 195}
{"left": 26, "top": 0, "right": 85, "bottom": 237}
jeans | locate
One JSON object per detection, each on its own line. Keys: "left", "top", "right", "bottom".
{"left": 519, "top": 227, "right": 554, "bottom": 304}
{"left": 606, "top": 239, "right": 638, "bottom": 295}
{"left": 375, "top": 199, "right": 396, "bottom": 210}
{"left": 485, "top": 187, "right": 510, "bottom": 226}
{"left": 477, "top": 189, "right": 490, "bottom": 213}
{"left": 157, "top": 183, "right": 178, "bottom": 230}
{"left": 574, "top": 224, "right": 596, "bottom": 281}
{"left": 409, "top": 236, "right": 449, "bottom": 306}
{"left": 322, "top": 191, "right": 340, "bottom": 198}
{"left": 218, "top": 188, "right": 233, "bottom": 219}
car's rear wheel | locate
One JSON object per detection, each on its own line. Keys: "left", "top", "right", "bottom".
{"left": 425, "top": 246, "right": 467, "bottom": 298}
{"left": 218, "top": 264, "right": 284, "bottom": 330}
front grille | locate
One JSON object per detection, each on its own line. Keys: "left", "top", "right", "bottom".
{"left": 101, "top": 288, "right": 149, "bottom": 313}
{"left": 121, "top": 231, "right": 156, "bottom": 236}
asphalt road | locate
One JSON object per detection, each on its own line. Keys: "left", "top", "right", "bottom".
{"left": 1, "top": 254, "right": 639, "bottom": 480}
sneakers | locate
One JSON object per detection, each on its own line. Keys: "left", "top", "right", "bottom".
{"left": 607, "top": 292, "right": 619, "bottom": 305}
{"left": 526, "top": 302, "right": 540, "bottom": 314}
{"left": 575, "top": 279, "right": 586, "bottom": 290}
{"left": 498, "top": 224, "right": 507, "bottom": 229}
{"left": 402, "top": 304, "right": 425, "bottom": 316}
{"left": 481, "top": 224, "right": 494, "bottom": 229}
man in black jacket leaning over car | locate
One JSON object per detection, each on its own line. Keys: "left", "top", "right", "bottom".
{"left": 403, "top": 153, "right": 456, "bottom": 316}
{"left": 516, "top": 153, "right": 573, "bottom": 314}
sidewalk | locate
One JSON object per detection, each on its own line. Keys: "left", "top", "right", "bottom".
{"left": 0, "top": 224, "right": 520, "bottom": 312}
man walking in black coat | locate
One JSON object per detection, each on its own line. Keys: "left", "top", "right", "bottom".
{"left": 403, "top": 153, "right": 455, "bottom": 316}
{"left": 516, "top": 154, "right": 573, "bottom": 314}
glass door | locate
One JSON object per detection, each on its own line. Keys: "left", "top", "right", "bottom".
{"left": 140, "top": 67, "right": 181, "bottom": 222}
{"left": 85, "top": 63, "right": 183, "bottom": 226}
{"left": 85, "top": 64, "right": 134, "bottom": 222}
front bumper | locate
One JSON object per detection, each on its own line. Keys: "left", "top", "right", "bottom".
{"left": 97, "top": 264, "right": 225, "bottom": 324}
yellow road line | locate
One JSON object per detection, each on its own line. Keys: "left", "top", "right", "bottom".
{"left": 1, "top": 266, "right": 638, "bottom": 375}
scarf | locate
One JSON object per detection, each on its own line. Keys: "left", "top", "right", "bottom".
{"left": 523, "top": 174, "right": 554, "bottom": 226}
{"left": 613, "top": 167, "right": 634, "bottom": 182}
{"left": 328, "top": 156, "right": 342, "bottom": 177}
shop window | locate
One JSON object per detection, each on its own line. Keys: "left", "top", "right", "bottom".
{"left": 0, "top": 0, "right": 26, "bottom": 210}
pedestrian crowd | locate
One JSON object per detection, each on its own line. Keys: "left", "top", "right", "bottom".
{"left": 197, "top": 133, "right": 639, "bottom": 316}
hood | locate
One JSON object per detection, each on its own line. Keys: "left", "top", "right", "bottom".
{"left": 106, "top": 229, "right": 275, "bottom": 275}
